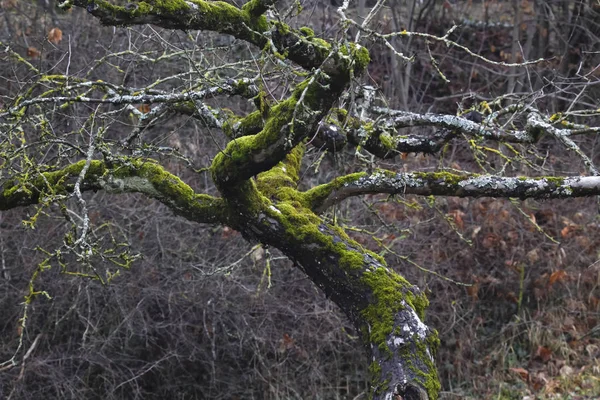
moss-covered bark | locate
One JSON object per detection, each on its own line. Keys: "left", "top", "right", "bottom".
{"left": 39, "top": 2, "right": 441, "bottom": 398}
{"left": 224, "top": 200, "right": 441, "bottom": 400}
{"left": 0, "top": 158, "right": 226, "bottom": 224}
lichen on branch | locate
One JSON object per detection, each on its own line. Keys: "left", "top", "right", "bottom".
{"left": 0, "top": 158, "right": 226, "bottom": 224}
{"left": 306, "top": 170, "right": 600, "bottom": 213}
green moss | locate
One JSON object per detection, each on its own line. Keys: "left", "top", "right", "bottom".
{"left": 351, "top": 43, "right": 371, "bottom": 73}
{"left": 549, "top": 112, "right": 562, "bottom": 122}
{"left": 360, "top": 268, "right": 429, "bottom": 353}
{"left": 302, "top": 172, "right": 366, "bottom": 211}
{"left": 368, "top": 361, "right": 382, "bottom": 380}
{"left": 368, "top": 361, "right": 390, "bottom": 396}
{"left": 92, "top": 0, "right": 269, "bottom": 42}
{"left": 1, "top": 160, "right": 107, "bottom": 210}
{"left": 365, "top": 288, "right": 439, "bottom": 399}
{"left": 299, "top": 26, "right": 315, "bottom": 37}
{"left": 399, "top": 332, "right": 441, "bottom": 399}
{"left": 413, "top": 171, "right": 470, "bottom": 186}
{"left": 310, "top": 37, "right": 332, "bottom": 51}
{"left": 379, "top": 131, "right": 395, "bottom": 150}
{"left": 212, "top": 93, "right": 297, "bottom": 182}
{"left": 338, "top": 249, "right": 368, "bottom": 271}
{"left": 256, "top": 143, "right": 305, "bottom": 198}
{"left": 270, "top": 199, "right": 379, "bottom": 273}
{"left": 274, "top": 202, "right": 322, "bottom": 232}
{"left": 253, "top": 91, "right": 270, "bottom": 118}
{"left": 241, "top": 0, "right": 270, "bottom": 17}
{"left": 223, "top": 110, "right": 264, "bottom": 138}
{"left": 212, "top": 73, "right": 336, "bottom": 186}
{"left": 543, "top": 176, "right": 565, "bottom": 186}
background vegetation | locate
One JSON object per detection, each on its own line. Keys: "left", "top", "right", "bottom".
{"left": 1, "top": 0, "right": 599, "bottom": 398}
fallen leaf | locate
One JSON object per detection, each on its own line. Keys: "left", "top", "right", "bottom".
{"left": 548, "top": 270, "right": 568, "bottom": 287}
{"left": 510, "top": 367, "right": 529, "bottom": 381}
{"left": 48, "top": 27, "right": 63, "bottom": 44}
{"left": 466, "top": 281, "right": 479, "bottom": 300}
{"left": 137, "top": 104, "right": 151, "bottom": 114}
{"left": 534, "top": 346, "right": 552, "bottom": 363}
{"left": 27, "top": 46, "right": 41, "bottom": 58}
{"left": 448, "top": 209, "right": 465, "bottom": 230}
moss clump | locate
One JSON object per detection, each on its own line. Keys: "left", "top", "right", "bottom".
{"left": 349, "top": 43, "right": 371, "bottom": 73}
{"left": 302, "top": 172, "right": 366, "bottom": 211}
{"left": 400, "top": 332, "right": 441, "bottom": 399}
{"left": 241, "top": 0, "right": 271, "bottom": 17}
{"left": 222, "top": 110, "right": 264, "bottom": 138}
{"left": 543, "top": 176, "right": 565, "bottom": 186}
{"left": 360, "top": 267, "right": 429, "bottom": 352}
{"left": 256, "top": 143, "right": 305, "bottom": 199}
{"left": 413, "top": 171, "right": 469, "bottom": 186}
{"left": 92, "top": 0, "right": 269, "bottom": 43}
{"left": 379, "top": 131, "right": 395, "bottom": 150}
{"left": 273, "top": 202, "right": 322, "bottom": 234}
{"left": 1, "top": 160, "right": 108, "bottom": 210}
{"left": 299, "top": 26, "right": 315, "bottom": 37}
{"left": 368, "top": 361, "right": 390, "bottom": 396}
{"left": 271, "top": 199, "right": 378, "bottom": 273}
{"left": 212, "top": 73, "right": 337, "bottom": 186}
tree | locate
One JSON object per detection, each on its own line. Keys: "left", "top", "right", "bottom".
{"left": 1, "top": 1, "right": 599, "bottom": 399}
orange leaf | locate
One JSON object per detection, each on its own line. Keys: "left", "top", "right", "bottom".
{"left": 588, "top": 295, "right": 599, "bottom": 309}
{"left": 560, "top": 226, "right": 572, "bottom": 238}
{"left": 534, "top": 346, "right": 552, "bottom": 363}
{"left": 448, "top": 209, "right": 465, "bottom": 230}
{"left": 510, "top": 367, "right": 529, "bottom": 381}
{"left": 466, "top": 282, "right": 479, "bottom": 300}
{"left": 482, "top": 233, "right": 499, "bottom": 248}
{"left": 283, "top": 333, "right": 294, "bottom": 346}
{"left": 1, "top": 0, "right": 17, "bottom": 9}
{"left": 27, "top": 46, "right": 41, "bottom": 58}
{"left": 548, "top": 270, "right": 567, "bottom": 287}
{"left": 137, "top": 104, "right": 151, "bottom": 114}
{"left": 278, "top": 333, "right": 295, "bottom": 352}
{"left": 48, "top": 27, "right": 63, "bottom": 44}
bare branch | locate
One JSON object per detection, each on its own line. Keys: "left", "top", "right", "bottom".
{"left": 307, "top": 170, "right": 600, "bottom": 213}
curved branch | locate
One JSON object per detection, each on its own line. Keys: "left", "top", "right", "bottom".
{"left": 211, "top": 46, "right": 370, "bottom": 191}
{"left": 256, "top": 144, "right": 305, "bottom": 199}
{"left": 231, "top": 202, "right": 439, "bottom": 400}
{"left": 306, "top": 170, "right": 600, "bottom": 213}
{"left": 0, "top": 159, "right": 227, "bottom": 224}
{"left": 67, "top": 0, "right": 338, "bottom": 74}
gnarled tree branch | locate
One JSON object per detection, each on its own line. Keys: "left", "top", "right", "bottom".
{"left": 307, "top": 170, "right": 600, "bottom": 213}
{"left": 0, "top": 159, "right": 227, "bottom": 224}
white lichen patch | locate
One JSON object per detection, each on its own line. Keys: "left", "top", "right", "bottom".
{"left": 269, "top": 205, "right": 282, "bottom": 214}
{"left": 101, "top": 175, "right": 160, "bottom": 197}
{"left": 185, "top": 1, "right": 198, "bottom": 10}
{"left": 389, "top": 337, "right": 405, "bottom": 347}
{"left": 402, "top": 300, "right": 428, "bottom": 340}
